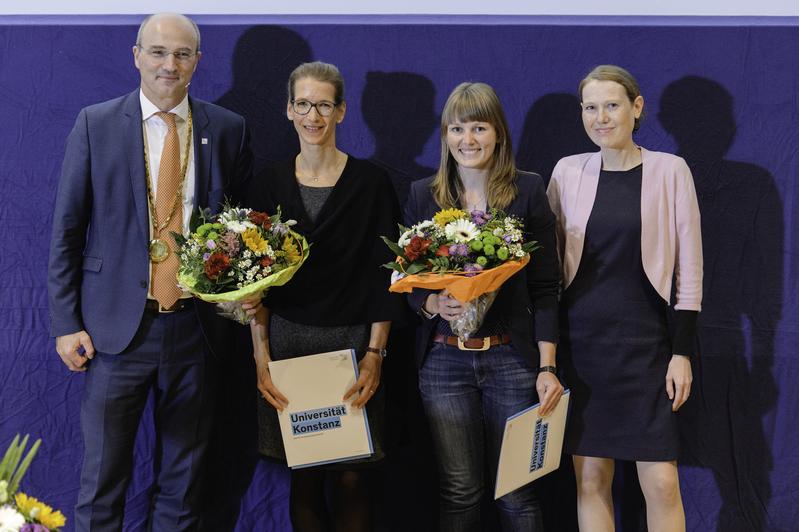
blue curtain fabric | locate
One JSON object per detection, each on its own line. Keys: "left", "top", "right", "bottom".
{"left": 0, "top": 20, "right": 796, "bottom": 532}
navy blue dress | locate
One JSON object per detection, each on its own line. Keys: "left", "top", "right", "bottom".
{"left": 561, "top": 165, "right": 679, "bottom": 461}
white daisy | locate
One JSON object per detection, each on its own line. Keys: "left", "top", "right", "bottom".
{"left": 225, "top": 220, "right": 256, "bottom": 233}
{"left": 445, "top": 219, "right": 479, "bottom": 243}
{"left": 398, "top": 229, "right": 414, "bottom": 247}
{"left": 0, "top": 505, "right": 25, "bottom": 531}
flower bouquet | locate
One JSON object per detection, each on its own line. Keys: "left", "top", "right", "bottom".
{"left": 382, "top": 208, "right": 538, "bottom": 339}
{"left": 0, "top": 434, "right": 66, "bottom": 531}
{"left": 175, "top": 205, "right": 309, "bottom": 324}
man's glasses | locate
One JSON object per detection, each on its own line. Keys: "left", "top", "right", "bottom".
{"left": 290, "top": 99, "right": 338, "bottom": 117}
{"left": 138, "top": 46, "right": 198, "bottom": 62}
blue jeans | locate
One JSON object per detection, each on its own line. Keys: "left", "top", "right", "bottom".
{"left": 419, "top": 342, "right": 543, "bottom": 532}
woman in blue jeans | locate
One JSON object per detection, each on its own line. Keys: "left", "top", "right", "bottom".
{"left": 404, "top": 82, "right": 564, "bottom": 532}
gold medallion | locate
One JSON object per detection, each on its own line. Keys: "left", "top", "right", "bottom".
{"left": 149, "top": 239, "right": 170, "bottom": 263}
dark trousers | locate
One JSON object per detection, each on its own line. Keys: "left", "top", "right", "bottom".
{"left": 75, "top": 308, "right": 214, "bottom": 532}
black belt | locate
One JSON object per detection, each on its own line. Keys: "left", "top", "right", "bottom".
{"left": 432, "top": 333, "right": 511, "bottom": 352}
{"left": 144, "top": 298, "right": 194, "bottom": 313}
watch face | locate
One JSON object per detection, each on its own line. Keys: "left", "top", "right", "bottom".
{"left": 367, "top": 347, "right": 387, "bottom": 358}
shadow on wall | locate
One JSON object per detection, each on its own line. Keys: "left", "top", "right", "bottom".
{"left": 362, "top": 71, "right": 438, "bottom": 206}
{"left": 202, "top": 26, "right": 314, "bottom": 532}
{"left": 362, "top": 70, "right": 440, "bottom": 532}
{"left": 216, "top": 26, "right": 314, "bottom": 174}
{"left": 517, "top": 93, "right": 596, "bottom": 184}
{"left": 659, "top": 76, "right": 781, "bottom": 532}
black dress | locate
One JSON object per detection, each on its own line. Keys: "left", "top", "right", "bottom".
{"left": 561, "top": 165, "right": 679, "bottom": 461}
{"left": 246, "top": 156, "right": 404, "bottom": 465}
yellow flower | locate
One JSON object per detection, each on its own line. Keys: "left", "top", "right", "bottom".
{"left": 433, "top": 208, "right": 467, "bottom": 227}
{"left": 242, "top": 228, "right": 267, "bottom": 255}
{"left": 15, "top": 492, "right": 67, "bottom": 529}
{"left": 282, "top": 237, "right": 301, "bottom": 264}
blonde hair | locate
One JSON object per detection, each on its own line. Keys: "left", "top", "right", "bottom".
{"left": 287, "top": 61, "right": 345, "bottom": 104}
{"left": 431, "top": 82, "right": 517, "bottom": 210}
{"left": 579, "top": 64, "right": 643, "bottom": 131}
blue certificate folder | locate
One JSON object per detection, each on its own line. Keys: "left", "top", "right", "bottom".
{"left": 494, "top": 389, "right": 571, "bottom": 499}
{"left": 269, "top": 349, "right": 374, "bottom": 469}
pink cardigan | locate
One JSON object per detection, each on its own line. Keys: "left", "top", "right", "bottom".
{"left": 546, "top": 148, "right": 703, "bottom": 311}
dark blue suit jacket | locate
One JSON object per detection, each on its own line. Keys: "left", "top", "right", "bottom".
{"left": 404, "top": 172, "right": 561, "bottom": 369}
{"left": 48, "top": 90, "right": 251, "bottom": 355}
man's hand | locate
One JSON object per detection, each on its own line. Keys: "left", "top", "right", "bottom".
{"left": 55, "top": 330, "right": 95, "bottom": 372}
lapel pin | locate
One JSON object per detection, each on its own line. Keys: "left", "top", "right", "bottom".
{"left": 201, "top": 137, "right": 208, "bottom": 145}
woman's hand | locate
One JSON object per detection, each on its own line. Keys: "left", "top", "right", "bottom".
{"left": 343, "top": 351, "right": 383, "bottom": 409}
{"left": 426, "top": 291, "right": 466, "bottom": 322}
{"left": 537, "top": 371, "right": 564, "bottom": 416}
{"left": 254, "top": 354, "right": 289, "bottom": 412}
{"left": 248, "top": 302, "right": 286, "bottom": 410}
{"left": 666, "top": 355, "right": 692, "bottom": 411}
{"left": 240, "top": 296, "right": 264, "bottom": 323}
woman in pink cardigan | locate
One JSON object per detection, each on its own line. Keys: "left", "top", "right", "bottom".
{"left": 546, "top": 65, "right": 702, "bottom": 532}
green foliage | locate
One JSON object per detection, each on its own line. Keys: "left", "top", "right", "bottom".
{"left": 0, "top": 434, "right": 41, "bottom": 494}
{"left": 429, "top": 256, "right": 451, "bottom": 272}
{"left": 380, "top": 236, "right": 405, "bottom": 258}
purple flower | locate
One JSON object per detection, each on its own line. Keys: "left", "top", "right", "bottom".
{"left": 449, "top": 243, "right": 469, "bottom": 256}
{"left": 206, "top": 239, "right": 216, "bottom": 250}
{"left": 504, "top": 235, "right": 512, "bottom": 243}
{"left": 470, "top": 210, "right": 487, "bottom": 225}
{"left": 273, "top": 223, "right": 288, "bottom": 236}
{"left": 21, "top": 525, "right": 50, "bottom": 532}
{"left": 203, "top": 253, "right": 211, "bottom": 261}
{"left": 464, "top": 263, "right": 484, "bottom": 277}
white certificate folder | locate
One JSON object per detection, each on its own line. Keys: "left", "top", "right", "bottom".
{"left": 269, "top": 349, "right": 374, "bottom": 469}
{"left": 494, "top": 390, "right": 571, "bottom": 499}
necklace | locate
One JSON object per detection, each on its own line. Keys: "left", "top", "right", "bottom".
{"left": 295, "top": 151, "right": 346, "bottom": 186}
{"left": 143, "top": 107, "right": 193, "bottom": 263}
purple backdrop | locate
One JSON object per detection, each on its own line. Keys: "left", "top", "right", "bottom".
{"left": 0, "top": 16, "right": 797, "bottom": 532}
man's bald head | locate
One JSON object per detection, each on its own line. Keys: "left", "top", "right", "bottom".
{"left": 136, "top": 13, "right": 200, "bottom": 51}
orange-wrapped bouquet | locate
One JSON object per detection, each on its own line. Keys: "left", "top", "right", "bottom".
{"left": 382, "top": 208, "right": 538, "bottom": 339}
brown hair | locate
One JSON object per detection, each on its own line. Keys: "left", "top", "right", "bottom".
{"left": 579, "top": 64, "right": 643, "bottom": 131}
{"left": 432, "top": 82, "right": 517, "bottom": 210}
{"left": 287, "top": 61, "right": 345, "bottom": 104}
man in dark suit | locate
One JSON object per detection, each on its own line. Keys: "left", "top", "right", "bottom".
{"left": 47, "top": 13, "right": 251, "bottom": 530}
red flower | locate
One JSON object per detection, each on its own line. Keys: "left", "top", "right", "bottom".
{"left": 435, "top": 244, "right": 450, "bottom": 257}
{"left": 404, "top": 236, "right": 432, "bottom": 262}
{"left": 248, "top": 210, "right": 272, "bottom": 230}
{"left": 204, "top": 252, "right": 231, "bottom": 280}
{"left": 260, "top": 256, "right": 274, "bottom": 268}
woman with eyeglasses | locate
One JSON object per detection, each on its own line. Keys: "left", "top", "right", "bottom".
{"left": 244, "top": 61, "right": 403, "bottom": 532}
{"left": 547, "top": 65, "right": 702, "bottom": 532}
{"left": 404, "top": 82, "right": 563, "bottom": 532}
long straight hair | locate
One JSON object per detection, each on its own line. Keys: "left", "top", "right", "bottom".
{"left": 431, "top": 82, "right": 517, "bottom": 210}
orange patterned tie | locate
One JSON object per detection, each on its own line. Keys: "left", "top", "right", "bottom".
{"left": 151, "top": 112, "right": 183, "bottom": 309}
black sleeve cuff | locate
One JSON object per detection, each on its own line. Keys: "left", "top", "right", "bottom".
{"left": 672, "top": 310, "right": 698, "bottom": 357}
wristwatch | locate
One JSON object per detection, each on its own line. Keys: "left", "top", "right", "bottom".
{"left": 366, "top": 347, "right": 387, "bottom": 359}
{"left": 538, "top": 365, "right": 557, "bottom": 375}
